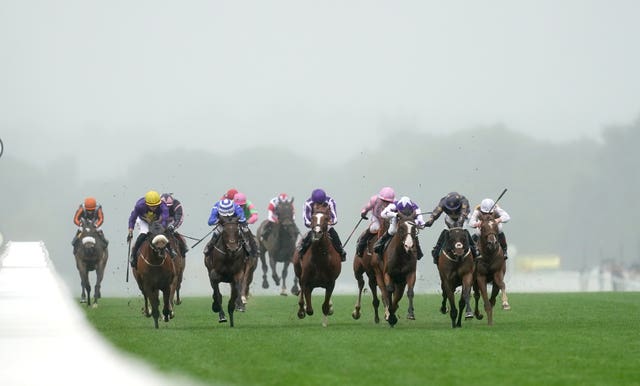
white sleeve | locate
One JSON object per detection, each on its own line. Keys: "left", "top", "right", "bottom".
{"left": 468, "top": 209, "right": 481, "bottom": 228}
{"left": 496, "top": 207, "right": 510, "bottom": 223}
{"left": 380, "top": 204, "right": 397, "bottom": 219}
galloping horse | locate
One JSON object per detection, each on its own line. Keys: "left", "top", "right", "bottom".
{"left": 203, "top": 215, "right": 247, "bottom": 327}
{"left": 473, "top": 217, "right": 509, "bottom": 325}
{"left": 257, "top": 199, "right": 300, "bottom": 295}
{"left": 351, "top": 220, "right": 388, "bottom": 324}
{"left": 167, "top": 231, "right": 186, "bottom": 306}
{"left": 132, "top": 222, "right": 176, "bottom": 329}
{"left": 437, "top": 227, "right": 474, "bottom": 328}
{"left": 293, "top": 204, "right": 342, "bottom": 327}
{"left": 74, "top": 218, "right": 108, "bottom": 307}
{"left": 382, "top": 213, "right": 419, "bottom": 326}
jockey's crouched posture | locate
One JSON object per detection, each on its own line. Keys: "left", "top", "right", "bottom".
{"left": 72, "top": 197, "right": 108, "bottom": 254}
{"left": 297, "top": 188, "right": 347, "bottom": 262}
{"left": 204, "top": 198, "right": 258, "bottom": 259}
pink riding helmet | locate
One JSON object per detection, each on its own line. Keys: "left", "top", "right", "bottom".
{"left": 378, "top": 187, "right": 395, "bottom": 202}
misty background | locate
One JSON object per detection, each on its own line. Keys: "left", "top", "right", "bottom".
{"left": 1, "top": 1, "right": 640, "bottom": 296}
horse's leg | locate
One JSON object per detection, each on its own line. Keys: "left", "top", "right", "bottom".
{"left": 291, "top": 274, "right": 300, "bottom": 296}
{"left": 260, "top": 246, "right": 270, "bottom": 289}
{"left": 94, "top": 261, "right": 106, "bottom": 307}
{"left": 150, "top": 289, "right": 160, "bottom": 329}
{"left": 304, "top": 285, "right": 314, "bottom": 316}
{"left": 280, "top": 261, "right": 289, "bottom": 296}
{"left": 461, "top": 273, "right": 474, "bottom": 325}
{"left": 228, "top": 280, "right": 241, "bottom": 328}
{"left": 385, "top": 275, "right": 398, "bottom": 327}
{"left": 406, "top": 272, "right": 416, "bottom": 321}
{"left": 176, "top": 265, "right": 184, "bottom": 305}
{"left": 78, "top": 264, "right": 91, "bottom": 306}
{"left": 442, "top": 281, "right": 458, "bottom": 328}
{"left": 496, "top": 269, "right": 510, "bottom": 310}
{"left": 352, "top": 263, "right": 365, "bottom": 320}
{"left": 321, "top": 284, "right": 335, "bottom": 327}
{"left": 270, "top": 257, "right": 280, "bottom": 286}
{"left": 477, "top": 276, "right": 491, "bottom": 325}
{"left": 162, "top": 286, "right": 173, "bottom": 322}
{"left": 440, "top": 282, "right": 448, "bottom": 314}
{"left": 369, "top": 275, "right": 381, "bottom": 324}
{"left": 297, "top": 283, "right": 306, "bottom": 319}
{"left": 473, "top": 281, "right": 484, "bottom": 320}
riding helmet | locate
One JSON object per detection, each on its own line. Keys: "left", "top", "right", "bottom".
{"left": 234, "top": 192, "right": 247, "bottom": 206}
{"left": 218, "top": 198, "right": 235, "bottom": 216}
{"left": 480, "top": 198, "right": 495, "bottom": 213}
{"left": 84, "top": 197, "right": 97, "bottom": 210}
{"left": 145, "top": 190, "right": 161, "bottom": 207}
{"left": 443, "top": 193, "right": 461, "bottom": 211}
{"left": 311, "top": 189, "right": 326, "bottom": 204}
{"left": 378, "top": 187, "right": 395, "bottom": 202}
{"left": 161, "top": 193, "right": 174, "bottom": 207}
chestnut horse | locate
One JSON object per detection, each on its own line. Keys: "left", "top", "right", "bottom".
{"left": 257, "top": 199, "right": 300, "bottom": 295}
{"left": 132, "top": 222, "right": 175, "bottom": 329}
{"left": 203, "top": 215, "right": 247, "bottom": 327}
{"left": 293, "top": 204, "right": 342, "bottom": 327}
{"left": 351, "top": 220, "right": 388, "bottom": 324}
{"left": 74, "top": 218, "right": 109, "bottom": 307}
{"left": 473, "top": 217, "right": 509, "bottom": 325}
{"left": 382, "top": 212, "right": 419, "bottom": 327}
{"left": 437, "top": 227, "right": 474, "bottom": 328}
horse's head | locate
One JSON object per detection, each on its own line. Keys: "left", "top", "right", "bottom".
{"left": 275, "top": 200, "right": 299, "bottom": 238}
{"left": 479, "top": 219, "right": 500, "bottom": 254}
{"left": 445, "top": 227, "right": 470, "bottom": 261}
{"left": 310, "top": 205, "right": 331, "bottom": 242}
{"left": 78, "top": 218, "right": 99, "bottom": 250}
{"left": 395, "top": 213, "right": 418, "bottom": 255}
{"left": 148, "top": 221, "right": 169, "bottom": 251}
{"left": 219, "top": 216, "right": 243, "bottom": 253}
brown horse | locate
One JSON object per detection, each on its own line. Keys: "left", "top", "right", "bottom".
{"left": 293, "top": 204, "right": 342, "bottom": 327}
{"left": 74, "top": 218, "right": 108, "bottom": 307}
{"left": 132, "top": 222, "right": 176, "bottom": 329}
{"left": 203, "top": 215, "right": 247, "bottom": 327}
{"left": 382, "top": 213, "right": 419, "bottom": 327}
{"left": 167, "top": 231, "right": 186, "bottom": 306}
{"left": 351, "top": 221, "right": 388, "bottom": 324}
{"left": 473, "top": 218, "right": 510, "bottom": 325}
{"left": 437, "top": 227, "right": 474, "bottom": 328}
{"left": 236, "top": 235, "right": 259, "bottom": 312}
{"left": 257, "top": 199, "right": 300, "bottom": 296}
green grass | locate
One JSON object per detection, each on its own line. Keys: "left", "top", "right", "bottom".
{"left": 82, "top": 292, "right": 640, "bottom": 386}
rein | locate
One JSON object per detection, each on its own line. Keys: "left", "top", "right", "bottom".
{"left": 139, "top": 251, "right": 167, "bottom": 267}
{"left": 442, "top": 248, "right": 471, "bottom": 262}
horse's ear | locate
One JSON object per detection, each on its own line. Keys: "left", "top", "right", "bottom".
{"left": 291, "top": 197, "right": 295, "bottom": 203}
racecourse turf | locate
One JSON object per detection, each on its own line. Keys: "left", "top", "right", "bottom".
{"left": 81, "top": 292, "right": 640, "bottom": 386}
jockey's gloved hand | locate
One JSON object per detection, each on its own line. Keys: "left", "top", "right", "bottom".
{"left": 127, "top": 231, "right": 133, "bottom": 242}
{"left": 424, "top": 220, "right": 433, "bottom": 227}
{"left": 167, "top": 224, "right": 175, "bottom": 233}
{"left": 360, "top": 212, "right": 368, "bottom": 220}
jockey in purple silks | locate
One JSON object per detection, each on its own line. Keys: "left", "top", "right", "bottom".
{"left": 354, "top": 186, "right": 395, "bottom": 258}
{"left": 373, "top": 196, "right": 425, "bottom": 259}
{"left": 127, "top": 190, "right": 173, "bottom": 268}
{"left": 298, "top": 188, "right": 347, "bottom": 262}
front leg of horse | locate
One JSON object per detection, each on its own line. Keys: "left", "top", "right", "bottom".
{"left": 406, "top": 285, "right": 415, "bottom": 321}
{"left": 494, "top": 273, "right": 510, "bottom": 310}
{"left": 260, "top": 250, "right": 270, "bottom": 289}
{"left": 162, "top": 287, "right": 174, "bottom": 322}
{"left": 297, "top": 287, "right": 307, "bottom": 319}
{"left": 228, "top": 282, "right": 241, "bottom": 328}
{"left": 351, "top": 272, "right": 365, "bottom": 320}
{"left": 280, "top": 263, "right": 290, "bottom": 296}
{"left": 369, "top": 278, "right": 381, "bottom": 324}
{"left": 270, "top": 258, "right": 281, "bottom": 286}
{"left": 473, "top": 285, "right": 484, "bottom": 320}
{"left": 321, "top": 284, "right": 335, "bottom": 327}
{"left": 150, "top": 290, "right": 161, "bottom": 329}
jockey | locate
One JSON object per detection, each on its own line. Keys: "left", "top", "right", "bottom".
{"left": 127, "top": 190, "right": 175, "bottom": 268}
{"left": 72, "top": 197, "right": 107, "bottom": 254}
{"left": 468, "top": 198, "right": 511, "bottom": 259}
{"left": 233, "top": 192, "right": 259, "bottom": 225}
{"left": 424, "top": 191, "right": 480, "bottom": 263}
{"left": 161, "top": 193, "right": 188, "bottom": 256}
{"left": 373, "top": 196, "right": 425, "bottom": 259}
{"left": 355, "top": 186, "right": 395, "bottom": 258}
{"left": 205, "top": 198, "right": 258, "bottom": 259}
{"left": 298, "top": 188, "right": 347, "bottom": 262}
{"left": 262, "top": 192, "right": 293, "bottom": 240}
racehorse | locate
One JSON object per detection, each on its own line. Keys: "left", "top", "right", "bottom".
{"left": 437, "top": 227, "right": 474, "bottom": 328}
{"left": 293, "top": 204, "right": 342, "bottom": 327}
{"left": 203, "top": 215, "right": 247, "bottom": 327}
{"left": 73, "top": 218, "right": 108, "bottom": 307}
{"left": 167, "top": 231, "right": 186, "bottom": 306}
{"left": 473, "top": 217, "right": 510, "bottom": 325}
{"left": 382, "top": 212, "right": 419, "bottom": 327}
{"left": 256, "top": 199, "right": 300, "bottom": 296}
{"left": 236, "top": 235, "right": 259, "bottom": 312}
{"left": 351, "top": 220, "right": 388, "bottom": 324}
{"left": 132, "top": 222, "right": 176, "bottom": 329}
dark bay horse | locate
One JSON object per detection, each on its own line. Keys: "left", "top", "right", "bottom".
{"left": 437, "top": 227, "right": 474, "bottom": 328}
{"left": 132, "top": 222, "right": 176, "bottom": 329}
{"left": 382, "top": 213, "right": 419, "bottom": 327}
{"left": 351, "top": 220, "right": 388, "bottom": 324}
{"left": 257, "top": 199, "right": 300, "bottom": 296}
{"left": 167, "top": 231, "right": 186, "bottom": 306}
{"left": 473, "top": 218, "right": 510, "bottom": 325}
{"left": 293, "top": 204, "right": 342, "bottom": 327}
{"left": 74, "top": 218, "right": 108, "bottom": 307}
{"left": 203, "top": 215, "right": 247, "bottom": 327}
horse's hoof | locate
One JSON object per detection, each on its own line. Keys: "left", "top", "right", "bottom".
{"left": 352, "top": 311, "right": 361, "bottom": 320}
{"left": 476, "top": 313, "right": 484, "bottom": 320}
{"left": 280, "top": 292, "right": 288, "bottom": 297}
{"left": 262, "top": 281, "right": 269, "bottom": 289}
{"left": 212, "top": 302, "right": 221, "bottom": 313}
{"left": 440, "top": 307, "right": 447, "bottom": 315}
{"left": 388, "top": 314, "right": 398, "bottom": 326}
{"left": 407, "top": 314, "right": 415, "bottom": 320}
{"left": 465, "top": 312, "right": 474, "bottom": 319}
{"left": 502, "top": 303, "right": 511, "bottom": 310}
{"left": 297, "top": 311, "right": 305, "bottom": 319}
{"left": 80, "top": 298, "right": 87, "bottom": 304}
{"left": 219, "top": 317, "right": 227, "bottom": 323}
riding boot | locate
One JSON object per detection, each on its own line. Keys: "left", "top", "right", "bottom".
{"left": 262, "top": 222, "right": 272, "bottom": 241}
{"left": 356, "top": 230, "right": 374, "bottom": 257}
{"left": 204, "top": 228, "right": 221, "bottom": 256}
{"left": 432, "top": 229, "right": 447, "bottom": 264}
{"left": 373, "top": 232, "right": 392, "bottom": 255}
{"left": 243, "top": 230, "right": 259, "bottom": 259}
{"left": 329, "top": 227, "right": 347, "bottom": 262}
{"left": 298, "top": 232, "right": 312, "bottom": 260}
{"left": 177, "top": 234, "right": 189, "bottom": 256}
{"left": 131, "top": 234, "right": 147, "bottom": 267}
{"left": 498, "top": 232, "right": 508, "bottom": 259}
{"left": 467, "top": 230, "right": 481, "bottom": 259}
{"left": 416, "top": 238, "right": 424, "bottom": 260}
{"left": 98, "top": 230, "right": 109, "bottom": 246}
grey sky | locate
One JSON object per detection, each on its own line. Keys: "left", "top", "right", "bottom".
{"left": 2, "top": 1, "right": 639, "bottom": 175}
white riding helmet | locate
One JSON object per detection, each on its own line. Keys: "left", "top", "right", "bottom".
{"left": 480, "top": 198, "right": 495, "bottom": 214}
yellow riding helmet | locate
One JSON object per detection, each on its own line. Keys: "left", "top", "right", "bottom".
{"left": 145, "top": 190, "right": 161, "bottom": 206}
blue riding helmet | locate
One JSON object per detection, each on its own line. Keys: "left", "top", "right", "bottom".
{"left": 218, "top": 198, "right": 235, "bottom": 216}
{"left": 444, "top": 193, "right": 461, "bottom": 211}
{"left": 311, "top": 189, "right": 326, "bottom": 204}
